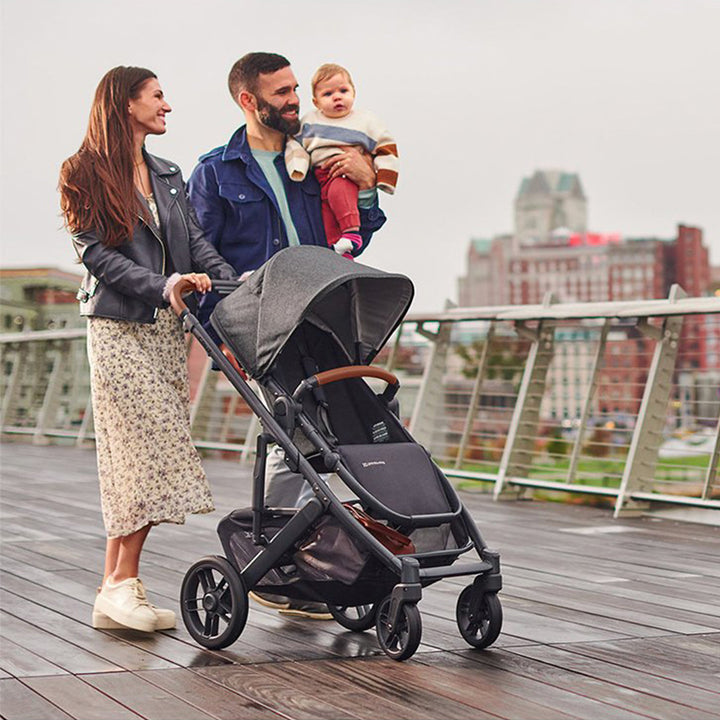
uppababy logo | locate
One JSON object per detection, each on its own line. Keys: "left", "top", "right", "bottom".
{"left": 362, "top": 460, "right": 386, "bottom": 468}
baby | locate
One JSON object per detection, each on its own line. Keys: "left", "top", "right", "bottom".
{"left": 286, "top": 63, "right": 398, "bottom": 257}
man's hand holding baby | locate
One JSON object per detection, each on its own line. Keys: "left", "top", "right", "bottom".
{"left": 324, "top": 146, "right": 376, "bottom": 189}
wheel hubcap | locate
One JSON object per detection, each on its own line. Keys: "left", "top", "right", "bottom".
{"left": 203, "top": 593, "right": 219, "bottom": 612}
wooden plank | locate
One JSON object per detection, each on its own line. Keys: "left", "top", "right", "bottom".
{"left": 0, "top": 678, "right": 73, "bottom": 720}
{"left": 418, "top": 590, "right": 633, "bottom": 646}
{"left": 552, "top": 637, "right": 720, "bottom": 691}
{"left": 0, "top": 543, "right": 80, "bottom": 572}
{"left": 82, "top": 672, "right": 220, "bottom": 720}
{"left": 423, "top": 589, "right": 671, "bottom": 640}
{"left": 416, "top": 651, "right": 652, "bottom": 720}
{"left": 644, "top": 632, "right": 720, "bottom": 664}
{"left": 0, "top": 554, "right": 103, "bottom": 604}
{"left": 257, "top": 655, "right": 478, "bottom": 720}
{"left": 197, "top": 663, "right": 371, "bottom": 720}
{"left": 509, "top": 643, "right": 720, "bottom": 716}
{"left": 4, "top": 538, "right": 106, "bottom": 569}
{"left": 311, "top": 655, "right": 580, "bottom": 720}
{"left": 501, "top": 581, "right": 720, "bottom": 633}
{"left": 22, "top": 675, "right": 142, "bottom": 720}
{"left": 0, "top": 612, "right": 123, "bottom": 675}
{"left": 1, "top": 573, "right": 235, "bottom": 669}
{"left": 0, "top": 637, "right": 68, "bottom": 678}
{"left": 1, "top": 592, "right": 178, "bottom": 673}
{"left": 137, "top": 668, "right": 285, "bottom": 720}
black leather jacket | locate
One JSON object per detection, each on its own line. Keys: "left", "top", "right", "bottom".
{"left": 73, "top": 151, "right": 236, "bottom": 323}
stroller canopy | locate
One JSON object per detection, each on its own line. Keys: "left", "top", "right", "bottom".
{"left": 211, "top": 246, "right": 415, "bottom": 379}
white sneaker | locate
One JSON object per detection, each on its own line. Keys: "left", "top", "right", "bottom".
{"left": 92, "top": 586, "right": 176, "bottom": 630}
{"left": 94, "top": 577, "right": 157, "bottom": 632}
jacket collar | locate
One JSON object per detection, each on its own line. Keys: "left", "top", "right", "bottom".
{"left": 222, "top": 126, "right": 252, "bottom": 164}
{"left": 139, "top": 150, "right": 181, "bottom": 237}
{"left": 143, "top": 149, "right": 181, "bottom": 178}
{"left": 223, "top": 125, "right": 287, "bottom": 165}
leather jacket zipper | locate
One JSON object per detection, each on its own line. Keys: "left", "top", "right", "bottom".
{"left": 137, "top": 212, "right": 166, "bottom": 319}
{"left": 137, "top": 213, "right": 167, "bottom": 274}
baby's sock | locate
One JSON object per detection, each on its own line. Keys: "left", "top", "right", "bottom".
{"left": 334, "top": 232, "right": 363, "bottom": 259}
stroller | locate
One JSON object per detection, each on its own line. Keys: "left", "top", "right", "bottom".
{"left": 172, "top": 246, "right": 502, "bottom": 662}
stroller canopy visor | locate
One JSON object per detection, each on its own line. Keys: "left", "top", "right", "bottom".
{"left": 211, "top": 246, "right": 415, "bottom": 379}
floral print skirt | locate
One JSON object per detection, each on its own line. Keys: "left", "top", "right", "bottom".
{"left": 87, "top": 308, "right": 213, "bottom": 538}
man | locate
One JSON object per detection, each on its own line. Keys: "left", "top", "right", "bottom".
{"left": 188, "top": 53, "right": 386, "bottom": 619}
{"left": 188, "top": 52, "right": 385, "bottom": 323}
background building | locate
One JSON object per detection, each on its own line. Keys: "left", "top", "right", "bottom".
{"left": 514, "top": 170, "right": 587, "bottom": 248}
{"left": 458, "top": 171, "right": 714, "bottom": 309}
{"left": 456, "top": 171, "right": 719, "bottom": 424}
{"left": 0, "top": 268, "right": 84, "bottom": 333}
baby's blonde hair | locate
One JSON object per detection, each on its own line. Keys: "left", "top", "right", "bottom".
{"left": 311, "top": 63, "right": 355, "bottom": 96}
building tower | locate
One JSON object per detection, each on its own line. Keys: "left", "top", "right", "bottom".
{"left": 514, "top": 170, "right": 587, "bottom": 246}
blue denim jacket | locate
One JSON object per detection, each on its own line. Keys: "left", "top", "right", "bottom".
{"left": 187, "top": 125, "right": 386, "bottom": 326}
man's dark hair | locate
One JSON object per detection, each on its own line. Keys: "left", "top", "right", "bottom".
{"left": 228, "top": 52, "right": 291, "bottom": 101}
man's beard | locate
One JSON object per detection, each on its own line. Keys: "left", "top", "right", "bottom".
{"left": 256, "top": 97, "right": 300, "bottom": 135}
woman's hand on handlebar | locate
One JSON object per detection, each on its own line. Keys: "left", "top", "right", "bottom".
{"left": 181, "top": 272, "right": 212, "bottom": 294}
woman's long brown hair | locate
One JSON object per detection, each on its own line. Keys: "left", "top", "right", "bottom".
{"left": 59, "top": 66, "right": 156, "bottom": 247}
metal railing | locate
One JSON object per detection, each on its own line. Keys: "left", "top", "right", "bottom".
{"left": 2, "top": 286, "right": 718, "bottom": 519}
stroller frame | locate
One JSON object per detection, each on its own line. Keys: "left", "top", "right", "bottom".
{"left": 173, "top": 265, "right": 503, "bottom": 662}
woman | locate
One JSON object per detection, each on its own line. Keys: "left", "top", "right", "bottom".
{"left": 59, "top": 66, "right": 236, "bottom": 632}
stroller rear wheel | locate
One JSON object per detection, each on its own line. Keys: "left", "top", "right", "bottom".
{"left": 329, "top": 603, "right": 377, "bottom": 631}
{"left": 375, "top": 595, "right": 422, "bottom": 661}
{"left": 181, "top": 555, "right": 248, "bottom": 649}
{"left": 456, "top": 585, "right": 502, "bottom": 649}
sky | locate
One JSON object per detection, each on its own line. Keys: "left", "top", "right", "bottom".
{"left": 1, "top": 0, "right": 719, "bottom": 312}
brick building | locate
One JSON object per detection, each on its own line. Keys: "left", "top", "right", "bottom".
{"left": 456, "top": 172, "right": 718, "bottom": 422}
{"left": 458, "top": 170, "right": 714, "bottom": 310}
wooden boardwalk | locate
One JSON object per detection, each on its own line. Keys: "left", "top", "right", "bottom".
{"left": 1, "top": 441, "right": 719, "bottom": 720}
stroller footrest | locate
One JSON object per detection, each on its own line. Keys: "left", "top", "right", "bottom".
{"left": 419, "top": 560, "right": 494, "bottom": 580}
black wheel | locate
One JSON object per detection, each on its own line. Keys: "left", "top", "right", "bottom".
{"left": 456, "top": 585, "right": 503, "bottom": 649}
{"left": 329, "top": 603, "right": 377, "bottom": 631}
{"left": 375, "top": 595, "right": 422, "bottom": 661}
{"left": 181, "top": 555, "right": 248, "bottom": 649}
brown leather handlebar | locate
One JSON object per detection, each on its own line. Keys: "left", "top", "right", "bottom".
{"left": 312, "top": 365, "right": 398, "bottom": 387}
{"left": 170, "top": 277, "right": 198, "bottom": 316}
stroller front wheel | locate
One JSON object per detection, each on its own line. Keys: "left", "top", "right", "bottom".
{"left": 456, "top": 585, "right": 502, "bottom": 649}
{"left": 181, "top": 555, "right": 248, "bottom": 649}
{"left": 375, "top": 596, "right": 422, "bottom": 661}
{"left": 329, "top": 603, "right": 377, "bottom": 632}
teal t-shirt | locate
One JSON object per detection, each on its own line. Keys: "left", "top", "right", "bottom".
{"left": 251, "top": 148, "right": 378, "bottom": 245}
{"left": 251, "top": 149, "right": 300, "bottom": 247}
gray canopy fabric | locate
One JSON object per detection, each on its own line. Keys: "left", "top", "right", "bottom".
{"left": 210, "top": 246, "right": 415, "bottom": 380}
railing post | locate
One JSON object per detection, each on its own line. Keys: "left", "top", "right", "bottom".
{"left": 219, "top": 395, "right": 240, "bottom": 443}
{"left": 494, "top": 318, "right": 556, "bottom": 500}
{"left": 0, "top": 343, "right": 23, "bottom": 431}
{"left": 384, "top": 326, "right": 403, "bottom": 372}
{"left": 614, "top": 286, "right": 685, "bottom": 517}
{"left": 454, "top": 323, "right": 495, "bottom": 469}
{"left": 76, "top": 393, "right": 94, "bottom": 446}
{"left": 565, "top": 320, "right": 610, "bottom": 483}
{"left": 34, "top": 341, "right": 68, "bottom": 444}
{"left": 702, "top": 416, "right": 720, "bottom": 501}
{"left": 239, "top": 413, "right": 259, "bottom": 464}
{"left": 702, "top": 419, "right": 720, "bottom": 500}
{"left": 190, "top": 357, "right": 219, "bottom": 439}
{"left": 409, "top": 320, "right": 453, "bottom": 452}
